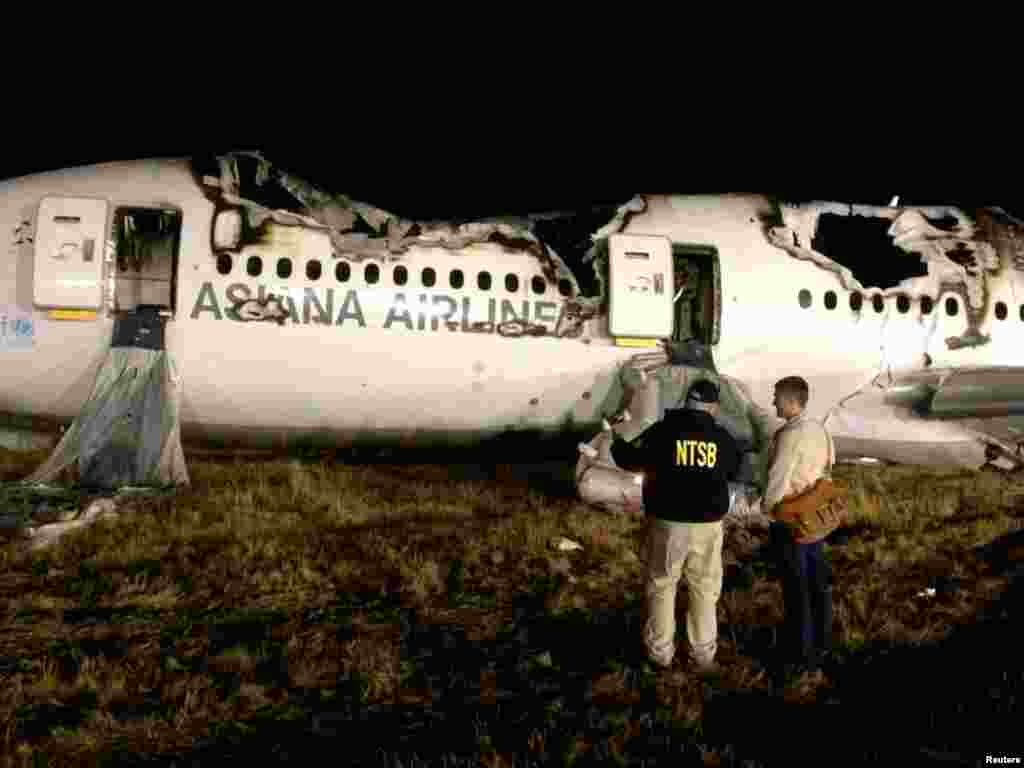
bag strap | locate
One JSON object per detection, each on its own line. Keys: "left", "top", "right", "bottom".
{"left": 820, "top": 421, "right": 835, "bottom": 479}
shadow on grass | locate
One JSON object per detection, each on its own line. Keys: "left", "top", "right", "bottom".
{"left": 363, "top": 455, "right": 581, "bottom": 503}
{"left": 15, "top": 690, "right": 101, "bottom": 742}
{"left": 188, "top": 435, "right": 585, "bottom": 501}
{"left": 702, "top": 563, "right": 1024, "bottom": 767}
{"left": 26, "top": 514, "right": 1023, "bottom": 766}
{"left": 24, "top": 559, "right": 1024, "bottom": 766}
{"left": 89, "top": 584, "right": 727, "bottom": 767}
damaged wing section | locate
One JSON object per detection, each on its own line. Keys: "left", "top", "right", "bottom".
{"left": 923, "top": 367, "right": 1024, "bottom": 420}
{"left": 762, "top": 200, "right": 1019, "bottom": 350}
{"left": 826, "top": 365, "right": 1024, "bottom": 471}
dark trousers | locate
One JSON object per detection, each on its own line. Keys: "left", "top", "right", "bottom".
{"left": 770, "top": 522, "right": 832, "bottom": 665}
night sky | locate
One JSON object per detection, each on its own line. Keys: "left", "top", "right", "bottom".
{"left": 1, "top": 125, "right": 1021, "bottom": 222}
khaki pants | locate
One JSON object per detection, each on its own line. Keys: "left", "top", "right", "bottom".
{"left": 643, "top": 517, "right": 724, "bottom": 666}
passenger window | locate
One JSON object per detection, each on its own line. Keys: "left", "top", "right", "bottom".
{"left": 824, "top": 290, "right": 837, "bottom": 310}
{"left": 366, "top": 263, "right": 380, "bottom": 285}
{"left": 246, "top": 256, "right": 262, "bottom": 277}
{"left": 996, "top": 301, "right": 1007, "bottom": 320}
{"left": 306, "top": 260, "right": 322, "bottom": 281}
{"left": 532, "top": 276, "right": 546, "bottom": 295}
{"left": 921, "top": 296, "right": 933, "bottom": 315}
{"left": 478, "top": 271, "right": 492, "bottom": 290}
{"left": 505, "top": 273, "right": 519, "bottom": 293}
{"left": 558, "top": 278, "right": 574, "bottom": 297}
{"left": 897, "top": 295, "right": 910, "bottom": 313}
{"left": 394, "top": 265, "right": 408, "bottom": 286}
{"left": 277, "top": 258, "right": 292, "bottom": 279}
{"left": 422, "top": 267, "right": 436, "bottom": 287}
{"left": 216, "top": 254, "right": 232, "bottom": 275}
{"left": 798, "top": 289, "right": 811, "bottom": 308}
{"left": 946, "top": 296, "right": 958, "bottom": 316}
{"left": 450, "top": 269, "right": 464, "bottom": 289}
{"left": 336, "top": 261, "right": 350, "bottom": 282}
{"left": 850, "top": 292, "right": 863, "bottom": 311}
{"left": 872, "top": 294, "right": 884, "bottom": 313}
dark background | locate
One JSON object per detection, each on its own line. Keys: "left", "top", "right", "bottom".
{"left": 1, "top": 121, "right": 1020, "bottom": 221}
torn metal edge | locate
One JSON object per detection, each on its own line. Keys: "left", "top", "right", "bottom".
{"left": 195, "top": 151, "right": 638, "bottom": 338}
{"left": 761, "top": 199, "right": 1023, "bottom": 351}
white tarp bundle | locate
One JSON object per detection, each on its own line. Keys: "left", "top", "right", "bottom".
{"left": 26, "top": 347, "right": 189, "bottom": 489}
{"left": 575, "top": 429, "right": 766, "bottom": 528}
{"left": 23, "top": 497, "right": 120, "bottom": 551}
{"left": 575, "top": 360, "right": 773, "bottom": 528}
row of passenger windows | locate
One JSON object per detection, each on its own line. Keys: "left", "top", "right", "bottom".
{"left": 215, "top": 254, "right": 575, "bottom": 297}
{"left": 798, "top": 289, "right": 1022, "bottom": 320}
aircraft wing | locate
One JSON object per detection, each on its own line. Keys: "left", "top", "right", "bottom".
{"left": 828, "top": 366, "right": 1024, "bottom": 469}
{"left": 911, "top": 367, "right": 1024, "bottom": 421}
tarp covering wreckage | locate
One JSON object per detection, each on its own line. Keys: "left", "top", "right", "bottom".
{"left": 27, "top": 307, "right": 188, "bottom": 489}
{"left": 1, "top": 307, "right": 188, "bottom": 549}
{"left": 575, "top": 358, "right": 773, "bottom": 531}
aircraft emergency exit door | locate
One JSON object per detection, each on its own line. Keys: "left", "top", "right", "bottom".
{"left": 608, "top": 233, "right": 674, "bottom": 338}
{"left": 33, "top": 196, "right": 108, "bottom": 309}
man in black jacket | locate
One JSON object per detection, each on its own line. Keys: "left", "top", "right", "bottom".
{"left": 611, "top": 379, "right": 741, "bottom": 674}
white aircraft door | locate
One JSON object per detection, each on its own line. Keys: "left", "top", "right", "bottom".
{"left": 33, "top": 196, "right": 108, "bottom": 309}
{"left": 607, "top": 233, "right": 674, "bottom": 339}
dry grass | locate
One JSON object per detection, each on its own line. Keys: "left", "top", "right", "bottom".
{"left": 1, "top": 448, "right": 1023, "bottom": 765}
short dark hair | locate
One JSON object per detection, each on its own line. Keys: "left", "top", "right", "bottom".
{"left": 774, "top": 376, "right": 809, "bottom": 407}
{"left": 686, "top": 380, "right": 720, "bottom": 404}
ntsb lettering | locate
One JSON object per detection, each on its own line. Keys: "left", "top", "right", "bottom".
{"left": 675, "top": 439, "right": 717, "bottom": 468}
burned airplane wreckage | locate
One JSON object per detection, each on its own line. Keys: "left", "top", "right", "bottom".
{"left": 191, "top": 153, "right": 1024, "bottom": 509}
{"left": 191, "top": 151, "right": 626, "bottom": 339}
{"left": 763, "top": 200, "right": 1024, "bottom": 353}
{"left": 7, "top": 150, "right": 1024, "bottom": 536}
{"left": 188, "top": 152, "right": 772, "bottom": 517}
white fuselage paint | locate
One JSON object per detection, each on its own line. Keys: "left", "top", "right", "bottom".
{"left": 2, "top": 159, "right": 1021, "bottom": 466}
{"left": 0, "top": 159, "right": 633, "bottom": 450}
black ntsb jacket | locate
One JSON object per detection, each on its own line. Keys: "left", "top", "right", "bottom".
{"left": 610, "top": 407, "right": 741, "bottom": 523}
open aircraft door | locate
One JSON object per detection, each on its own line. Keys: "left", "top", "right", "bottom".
{"left": 579, "top": 236, "right": 749, "bottom": 513}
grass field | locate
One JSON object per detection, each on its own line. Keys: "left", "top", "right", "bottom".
{"left": 2, "top": 447, "right": 1023, "bottom": 767}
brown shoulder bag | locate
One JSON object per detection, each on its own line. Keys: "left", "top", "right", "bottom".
{"left": 772, "top": 424, "right": 848, "bottom": 543}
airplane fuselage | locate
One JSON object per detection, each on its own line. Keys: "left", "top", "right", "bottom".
{"left": 1, "top": 159, "right": 642, "bottom": 453}
{"left": 4, "top": 157, "right": 1024, "bottom": 471}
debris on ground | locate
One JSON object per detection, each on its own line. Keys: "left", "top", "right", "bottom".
{"left": 0, "top": 482, "right": 174, "bottom": 551}
{"left": 551, "top": 536, "right": 584, "bottom": 552}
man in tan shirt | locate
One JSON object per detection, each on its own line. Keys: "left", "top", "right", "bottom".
{"left": 763, "top": 376, "right": 834, "bottom": 677}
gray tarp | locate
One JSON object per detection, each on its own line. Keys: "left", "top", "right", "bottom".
{"left": 27, "top": 347, "right": 189, "bottom": 489}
